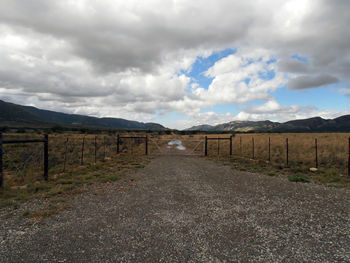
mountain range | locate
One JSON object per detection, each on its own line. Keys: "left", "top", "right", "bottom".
{"left": 187, "top": 115, "right": 350, "bottom": 132}
{"left": 1, "top": 99, "right": 350, "bottom": 132}
{"left": 0, "top": 100, "right": 165, "bottom": 130}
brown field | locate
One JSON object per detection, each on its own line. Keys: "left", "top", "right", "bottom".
{"left": 0, "top": 131, "right": 154, "bottom": 210}
{"left": 232, "top": 133, "right": 349, "bottom": 174}
{"left": 1, "top": 132, "right": 349, "bottom": 208}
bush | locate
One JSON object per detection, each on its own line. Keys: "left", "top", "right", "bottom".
{"left": 288, "top": 175, "right": 310, "bottom": 183}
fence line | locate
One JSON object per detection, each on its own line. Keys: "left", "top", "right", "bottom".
{"left": 2, "top": 133, "right": 350, "bottom": 188}
{"left": 0, "top": 134, "right": 124, "bottom": 187}
{"left": 0, "top": 133, "right": 48, "bottom": 187}
{"left": 230, "top": 135, "right": 350, "bottom": 177}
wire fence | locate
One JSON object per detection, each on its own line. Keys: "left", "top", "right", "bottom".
{"left": 0, "top": 134, "right": 125, "bottom": 187}
{"left": 205, "top": 133, "right": 350, "bottom": 176}
{"left": 1, "top": 132, "right": 350, "bottom": 188}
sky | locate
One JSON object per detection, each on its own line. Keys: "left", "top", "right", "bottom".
{"left": 0, "top": 0, "right": 349, "bottom": 129}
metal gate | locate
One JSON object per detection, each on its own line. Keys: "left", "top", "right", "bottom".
{"left": 149, "top": 137, "right": 204, "bottom": 156}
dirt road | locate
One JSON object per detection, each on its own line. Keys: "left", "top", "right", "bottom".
{"left": 1, "top": 156, "right": 350, "bottom": 262}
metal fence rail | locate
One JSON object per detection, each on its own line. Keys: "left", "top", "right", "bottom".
{"left": 0, "top": 133, "right": 48, "bottom": 187}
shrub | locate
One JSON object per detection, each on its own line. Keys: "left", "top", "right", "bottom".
{"left": 288, "top": 175, "right": 310, "bottom": 183}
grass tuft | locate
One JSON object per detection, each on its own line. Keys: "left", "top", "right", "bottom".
{"left": 288, "top": 175, "right": 310, "bottom": 183}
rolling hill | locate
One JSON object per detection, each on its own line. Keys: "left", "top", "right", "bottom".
{"left": 0, "top": 100, "right": 166, "bottom": 130}
{"left": 187, "top": 115, "right": 350, "bottom": 132}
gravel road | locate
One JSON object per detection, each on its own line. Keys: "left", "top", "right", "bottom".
{"left": 1, "top": 156, "right": 350, "bottom": 262}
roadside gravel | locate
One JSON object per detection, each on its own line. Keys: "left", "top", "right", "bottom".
{"left": 1, "top": 156, "right": 350, "bottom": 262}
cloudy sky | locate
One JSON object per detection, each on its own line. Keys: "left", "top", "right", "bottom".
{"left": 0, "top": 0, "right": 349, "bottom": 129}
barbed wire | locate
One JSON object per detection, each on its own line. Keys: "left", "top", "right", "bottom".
{"left": 2, "top": 144, "right": 43, "bottom": 179}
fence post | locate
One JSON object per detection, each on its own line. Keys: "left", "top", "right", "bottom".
{"left": 205, "top": 136, "right": 208, "bottom": 156}
{"left": 268, "top": 137, "right": 271, "bottom": 162}
{"left": 217, "top": 138, "right": 220, "bottom": 155}
{"left": 0, "top": 133, "right": 3, "bottom": 187}
{"left": 240, "top": 137, "right": 242, "bottom": 156}
{"left": 286, "top": 138, "right": 289, "bottom": 167}
{"left": 230, "top": 136, "right": 232, "bottom": 156}
{"left": 44, "top": 134, "right": 48, "bottom": 181}
{"left": 103, "top": 136, "right": 106, "bottom": 160}
{"left": 145, "top": 136, "right": 148, "bottom": 155}
{"left": 315, "top": 138, "right": 318, "bottom": 168}
{"left": 252, "top": 137, "right": 254, "bottom": 159}
{"left": 117, "top": 134, "right": 120, "bottom": 154}
{"left": 81, "top": 136, "right": 85, "bottom": 165}
{"left": 63, "top": 137, "right": 68, "bottom": 172}
{"left": 94, "top": 136, "right": 97, "bottom": 163}
{"left": 348, "top": 137, "right": 350, "bottom": 177}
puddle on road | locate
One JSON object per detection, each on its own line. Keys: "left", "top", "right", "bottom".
{"left": 167, "top": 139, "right": 186, "bottom": 150}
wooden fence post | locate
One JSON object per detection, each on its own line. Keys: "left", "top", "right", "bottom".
{"left": 44, "top": 134, "right": 48, "bottom": 181}
{"left": 0, "top": 133, "right": 3, "bottom": 187}
{"left": 94, "top": 136, "right": 97, "bottom": 163}
{"left": 145, "top": 136, "right": 148, "bottom": 155}
{"left": 81, "top": 136, "right": 85, "bottom": 165}
{"left": 252, "top": 137, "right": 254, "bottom": 159}
{"left": 63, "top": 137, "right": 68, "bottom": 172}
{"left": 286, "top": 138, "right": 289, "bottom": 167}
{"left": 117, "top": 134, "right": 120, "bottom": 154}
{"left": 268, "top": 137, "right": 271, "bottom": 162}
{"left": 315, "top": 138, "right": 318, "bottom": 168}
{"left": 205, "top": 136, "right": 208, "bottom": 156}
{"left": 230, "top": 136, "right": 232, "bottom": 156}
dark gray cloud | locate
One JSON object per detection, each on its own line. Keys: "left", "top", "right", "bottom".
{"left": 0, "top": 0, "right": 349, "bottom": 127}
{"left": 288, "top": 74, "right": 339, "bottom": 90}
{"left": 278, "top": 60, "right": 310, "bottom": 74}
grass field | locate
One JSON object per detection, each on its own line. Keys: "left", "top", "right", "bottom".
{"left": 0, "top": 132, "right": 152, "bottom": 212}
{"left": 1, "top": 132, "right": 350, "bottom": 211}
{"left": 205, "top": 133, "right": 350, "bottom": 189}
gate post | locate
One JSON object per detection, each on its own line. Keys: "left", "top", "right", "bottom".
{"left": 94, "top": 136, "right": 97, "bottom": 163}
{"left": 44, "top": 134, "right": 48, "bottom": 181}
{"left": 315, "top": 138, "right": 318, "bottom": 168}
{"left": 0, "top": 133, "right": 3, "bottom": 187}
{"left": 268, "top": 137, "right": 271, "bottom": 162}
{"left": 145, "top": 136, "right": 148, "bottom": 155}
{"left": 286, "top": 138, "right": 289, "bottom": 167}
{"left": 117, "top": 134, "right": 120, "bottom": 154}
{"left": 348, "top": 137, "right": 350, "bottom": 177}
{"left": 81, "top": 136, "right": 85, "bottom": 165}
{"left": 230, "top": 136, "right": 232, "bottom": 156}
{"left": 205, "top": 136, "right": 208, "bottom": 156}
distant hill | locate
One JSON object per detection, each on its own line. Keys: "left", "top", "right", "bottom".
{"left": 0, "top": 100, "right": 166, "bottom": 130}
{"left": 186, "top": 115, "right": 350, "bottom": 132}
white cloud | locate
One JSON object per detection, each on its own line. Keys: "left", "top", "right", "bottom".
{"left": 0, "top": 0, "right": 349, "bottom": 128}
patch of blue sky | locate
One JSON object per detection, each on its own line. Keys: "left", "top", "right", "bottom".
{"left": 151, "top": 111, "right": 189, "bottom": 125}
{"left": 266, "top": 58, "right": 277, "bottom": 64}
{"left": 258, "top": 69, "right": 275, "bottom": 81}
{"left": 291, "top": 54, "right": 308, "bottom": 63}
{"left": 187, "top": 48, "right": 236, "bottom": 90}
{"left": 272, "top": 85, "right": 348, "bottom": 111}
{"left": 241, "top": 100, "right": 270, "bottom": 106}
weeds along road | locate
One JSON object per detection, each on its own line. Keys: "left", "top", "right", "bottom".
{"left": 1, "top": 156, "right": 350, "bottom": 262}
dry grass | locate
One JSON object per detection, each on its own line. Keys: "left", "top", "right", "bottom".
{"left": 232, "top": 133, "right": 350, "bottom": 175}
{"left": 1, "top": 131, "right": 153, "bottom": 213}
{"left": 2, "top": 132, "right": 350, "bottom": 210}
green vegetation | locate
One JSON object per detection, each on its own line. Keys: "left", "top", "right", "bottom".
{"left": 209, "top": 155, "right": 350, "bottom": 189}
{"left": 288, "top": 175, "right": 310, "bottom": 183}
{"left": 0, "top": 155, "right": 152, "bottom": 220}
